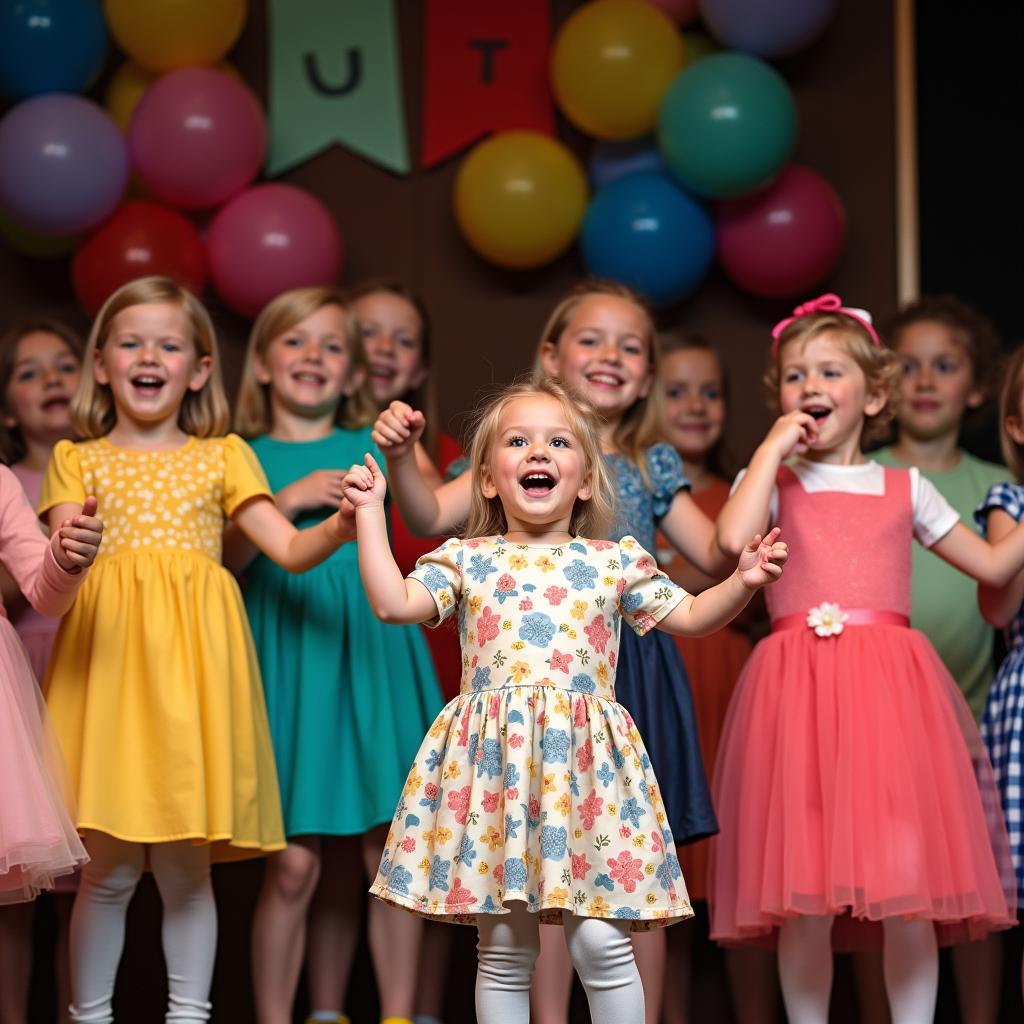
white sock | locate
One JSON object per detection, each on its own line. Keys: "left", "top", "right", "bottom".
{"left": 882, "top": 918, "right": 938, "bottom": 1023}
{"left": 777, "top": 914, "right": 835, "bottom": 1024}
{"left": 308, "top": 1013, "right": 345, "bottom": 1023}
{"left": 563, "top": 912, "right": 644, "bottom": 1024}
{"left": 475, "top": 905, "right": 540, "bottom": 1024}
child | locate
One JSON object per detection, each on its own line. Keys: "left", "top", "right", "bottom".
{"left": 39, "top": 277, "right": 354, "bottom": 1024}
{"left": 0, "top": 317, "right": 83, "bottom": 1024}
{"left": 655, "top": 331, "right": 778, "bottom": 1024}
{"left": 229, "top": 286, "right": 443, "bottom": 1024}
{"left": 976, "top": 345, "right": 1024, "bottom": 991}
{"left": 343, "top": 377, "right": 788, "bottom": 1024}
{"left": 372, "top": 281, "right": 729, "bottom": 1024}
{"left": 712, "top": 293, "right": 1022, "bottom": 1024}
{"left": 873, "top": 297, "right": 1006, "bottom": 1023}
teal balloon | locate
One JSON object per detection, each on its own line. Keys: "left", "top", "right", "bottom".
{"left": 657, "top": 53, "right": 796, "bottom": 198}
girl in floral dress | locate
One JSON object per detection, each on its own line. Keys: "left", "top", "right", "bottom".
{"left": 342, "top": 378, "right": 787, "bottom": 1024}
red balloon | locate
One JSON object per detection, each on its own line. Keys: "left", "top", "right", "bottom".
{"left": 72, "top": 200, "right": 207, "bottom": 316}
{"left": 206, "top": 184, "right": 342, "bottom": 319}
{"left": 715, "top": 164, "right": 846, "bottom": 298}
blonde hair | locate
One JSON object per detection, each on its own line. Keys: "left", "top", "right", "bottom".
{"left": 998, "top": 345, "right": 1024, "bottom": 481}
{"left": 532, "top": 279, "right": 666, "bottom": 482}
{"left": 0, "top": 318, "right": 84, "bottom": 464}
{"left": 234, "top": 287, "right": 377, "bottom": 437}
{"left": 71, "top": 277, "right": 229, "bottom": 439}
{"left": 765, "top": 312, "right": 902, "bottom": 447}
{"left": 465, "top": 377, "right": 615, "bottom": 541}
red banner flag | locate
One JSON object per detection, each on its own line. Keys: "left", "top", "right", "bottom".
{"left": 421, "top": 0, "right": 554, "bottom": 168}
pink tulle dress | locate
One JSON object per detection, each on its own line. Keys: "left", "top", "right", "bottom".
{"left": 0, "top": 465, "right": 88, "bottom": 903}
{"left": 709, "top": 465, "right": 1015, "bottom": 946}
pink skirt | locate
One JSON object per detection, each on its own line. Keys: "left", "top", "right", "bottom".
{"left": 0, "top": 620, "right": 87, "bottom": 904}
{"left": 709, "top": 623, "right": 1015, "bottom": 947}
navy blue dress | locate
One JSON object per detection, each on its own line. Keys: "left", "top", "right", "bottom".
{"left": 605, "top": 445, "right": 718, "bottom": 845}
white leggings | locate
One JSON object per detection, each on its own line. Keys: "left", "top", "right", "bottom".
{"left": 475, "top": 904, "right": 644, "bottom": 1024}
{"left": 69, "top": 834, "right": 216, "bottom": 1023}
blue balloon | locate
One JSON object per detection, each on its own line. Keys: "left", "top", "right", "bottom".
{"left": 699, "top": 0, "right": 837, "bottom": 59}
{"left": 588, "top": 137, "right": 666, "bottom": 190}
{"left": 0, "top": 0, "right": 108, "bottom": 99}
{"left": 580, "top": 172, "right": 714, "bottom": 306}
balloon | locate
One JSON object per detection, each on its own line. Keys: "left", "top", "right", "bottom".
{"left": 129, "top": 67, "right": 266, "bottom": 210}
{"left": 454, "top": 132, "right": 587, "bottom": 270}
{"left": 0, "top": 0, "right": 107, "bottom": 99}
{"left": 0, "top": 95, "right": 128, "bottom": 236}
{"left": 588, "top": 137, "right": 666, "bottom": 190}
{"left": 658, "top": 53, "right": 796, "bottom": 198}
{"left": 716, "top": 164, "right": 846, "bottom": 298}
{"left": 0, "top": 210, "right": 78, "bottom": 260}
{"left": 644, "top": 0, "right": 700, "bottom": 25}
{"left": 551, "top": 0, "right": 686, "bottom": 140}
{"left": 104, "top": 0, "right": 247, "bottom": 73}
{"left": 71, "top": 200, "right": 207, "bottom": 316}
{"left": 580, "top": 172, "right": 714, "bottom": 306}
{"left": 207, "top": 185, "right": 342, "bottom": 319}
{"left": 700, "top": 0, "right": 837, "bottom": 59}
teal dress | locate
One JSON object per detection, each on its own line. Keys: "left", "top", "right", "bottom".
{"left": 245, "top": 427, "right": 443, "bottom": 837}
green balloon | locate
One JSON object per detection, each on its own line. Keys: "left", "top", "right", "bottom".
{"left": 657, "top": 53, "right": 796, "bottom": 198}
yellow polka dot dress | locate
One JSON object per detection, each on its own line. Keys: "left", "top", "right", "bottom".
{"left": 40, "top": 436, "right": 285, "bottom": 859}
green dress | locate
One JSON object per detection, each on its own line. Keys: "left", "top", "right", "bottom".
{"left": 245, "top": 427, "right": 443, "bottom": 837}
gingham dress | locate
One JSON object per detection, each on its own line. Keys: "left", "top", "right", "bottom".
{"left": 977, "top": 481, "right": 1024, "bottom": 903}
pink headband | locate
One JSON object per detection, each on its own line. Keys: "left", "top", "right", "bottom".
{"left": 771, "top": 293, "right": 880, "bottom": 354}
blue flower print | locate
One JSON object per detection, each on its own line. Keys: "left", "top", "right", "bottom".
{"left": 656, "top": 854, "right": 681, "bottom": 892}
{"left": 620, "top": 589, "right": 643, "bottom": 615}
{"left": 522, "top": 801, "right": 541, "bottom": 832}
{"left": 467, "top": 554, "right": 497, "bottom": 583}
{"left": 570, "top": 672, "right": 595, "bottom": 694}
{"left": 429, "top": 855, "right": 451, "bottom": 892}
{"left": 458, "top": 833, "right": 477, "bottom": 867}
{"left": 379, "top": 855, "right": 393, "bottom": 879}
{"left": 504, "top": 763, "right": 520, "bottom": 790}
{"left": 569, "top": 541, "right": 588, "bottom": 555}
{"left": 596, "top": 762, "right": 615, "bottom": 788}
{"left": 389, "top": 865, "right": 413, "bottom": 895}
{"left": 540, "top": 825, "right": 567, "bottom": 861}
{"left": 419, "top": 565, "right": 449, "bottom": 594}
{"left": 614, "top": 907, "right": 641, "bottom": 919}
{"left": 641, "top": 752, "right": 651, "bottom": 772}
{"left": 519, "top": 612, "right": 556, "bottom": 648}
{"left": 569, "top": 770, "right": 580, "bottom": 797}
{"left": 639, "top": 780, "right": 651, "bottom": 805}
{"left": 504, "top": 858, "right": 527, "bottom": 891}
{"left": 620, "top": 797, "right": 646, "bottom": 829}
{"left": 404, "top": 813, "right": 420, "bottom": 827}
{"left": 563, "top": 558, "right": 598, "bottom": 591}
{"left": 480, "top": 894, "right": 499, "bottom": 913}
{"left": 610, "top": 747, "right": 626, "bottom": 769}
{"left": 541, "top": 728, "right": 570, "bottom": 764}
{"left": 505, "top": 813, "right": 522, "bottom": 839}
{"left": 594, "top": 872, "right": 615, "bottom": 892}
{"left": 420, "top": 786, "right": 442, "bottom": 813}
{"left": 477, "top": 737, "right": 503, "bottom": 780}
{"left": 507, "top": 709, "right": 524, "bottom": 725}
{"left": 471, "top": 666, "right": 492, "bottom": 692}
{"left": 425, "top": 748, "right": 443, "bottom": 771}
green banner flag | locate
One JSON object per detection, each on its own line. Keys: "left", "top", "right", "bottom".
{"left": 267, "top": 0, "right": 409, "bottom": 175}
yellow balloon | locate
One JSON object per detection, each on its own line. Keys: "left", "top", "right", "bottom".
{"left": 551, "top": 0, "right": 686, "bottom": 140}
{"left": 103, "top": 0, "right": 247, "bottom": 73}
{"left": 454, "top": 132, "right": 588, "bottom": 270}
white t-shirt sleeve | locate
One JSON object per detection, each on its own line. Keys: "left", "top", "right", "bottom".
{"left": 909, "top": 468, "right": 960, "bottom": 547}
{"left": 730, "top": 467, "right": 779, "bottom": 525}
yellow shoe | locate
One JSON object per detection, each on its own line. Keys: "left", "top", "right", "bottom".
{"left": 380, "top": 1019, "right": 415, "bottom": 1024}
{"left": 304, "top": 1016, "right": 349, "bottom": 1024}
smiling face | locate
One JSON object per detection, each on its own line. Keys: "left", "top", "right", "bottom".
{"left": 480, "top": 394, "right": 592, "bottom": 535}
{"left": 352, "top": 290, "right": 426, "bottom": 407}
{"left": 778, "top": 329, "right": 886, "bottom": 459}
{"left": 255, "top": 303, "right": 364, "bottom": 421}
{"left": 893, "top": 320, "right": 982, "bottom": 442}
{"left": 3, "top": 331, "right": 81, "bottom": 448}
{"left": 94, "top": 302, "right": 211, "bottom": 433}
{"left": 539, "top": 295, "right": 652, "bottom": 421}
{"left": 661, "top": 347, "right": 725, "bottom": 464}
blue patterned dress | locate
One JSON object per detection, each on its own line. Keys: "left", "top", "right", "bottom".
{"left": 977, "top": 481, "right": 1024, "bottom": 902}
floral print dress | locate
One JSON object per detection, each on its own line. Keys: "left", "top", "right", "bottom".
{"left": 368, "top": 535, "right": 694, "bottom": 930}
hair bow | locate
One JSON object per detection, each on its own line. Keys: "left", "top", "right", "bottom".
{"left": 771, "top": 293, "right": 880, "bottom": 354}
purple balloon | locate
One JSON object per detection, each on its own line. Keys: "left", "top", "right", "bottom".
{"left": 0, "top": 94, "right": 128, "bottom": 236}
{"left": 588, "top": 137, "right": 667, "bottom": 190}
{"left": 699, "top": 0, "right": 837, "bottom": 58}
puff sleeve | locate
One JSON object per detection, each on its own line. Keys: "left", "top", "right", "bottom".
{"left": 409, "top": 536, "right": 464, "bottom": 626}
{"left": 616, "top": 535, "right": 687, "bottom": 636}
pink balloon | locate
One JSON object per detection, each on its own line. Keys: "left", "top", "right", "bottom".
{"left": 129, "top": 66, "right": 265, "bottom": 211}
{"left": 716, "top": 164, "right": 846, "bottom": 298}
{"left": 207, "top": 184, "right": 342, "bottom": 319}
{"left": 643, "top": 0, "right": 700, "bottom": 26}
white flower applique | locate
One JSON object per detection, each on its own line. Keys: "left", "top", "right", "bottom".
{"left": 806, "top": 602, "right": 848, "bottom": 637}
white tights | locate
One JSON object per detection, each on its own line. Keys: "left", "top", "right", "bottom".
{"left": 69, "top": 834, "right": 216, "bottom": 1023}
{"left": 475, "top": 904, "right": 644, "bottom": 1024}
{"left": 778, "top": 914, "right": 938, "bottom": 1024}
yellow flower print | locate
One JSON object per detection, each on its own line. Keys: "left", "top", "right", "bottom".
{"left": 588, "top": 896, "right": 611, "bottom": 917}
{"left": 596, "top": 662, "right": 609, "bottom": 685}
{"left": 435, "top": 827, "right": 453, "bottom": 845}
{"left": 603, "top": 576, "right": 615, "bottom": 586}
{"left": 571, "top": 600, "right": 587, "bottom": 620}
{"left": 525, "top": 757, "right": 537, "bottom": 779}
{"left": 548, "top": 887, "right": 570, "bottom": 908}
{"left": 632, "top": 835, "right": 646, "bottom": 848}
{"left": 429, "top": 717, "right": 447, "bottom": 738}
{"left": 468, "top": 630, "right": 476, "bottom": 645}
{"left": 574, "top": 827, "right": 584, "bottom": 840}
{"left": 502, "top": 619, "right": 512, "bottom": 631}
{"left": 646, "top": 893, "right": 657, "bottom": 905}
{"left": 468, "top": 595, "right": 482, "bottom": 615}
{"left": 644, "top": 863, "right": 655, "bottom": 875}
{"left": 481, "top": 825, "right": 502, "bottom": 851}
{"left": 478, "top": 861, "right": 490, "bottom": 875}
{"left": 555, "top": 793, "right": 571, "bottom": 817}
{"left": 607, "top": 803, "right": 617, "bottom": 815}
{"left": 403, "top": 767, "right": 423, "bottom": 796}
{"left": 566, "top": 628, "right": 577, "bottom": 640}
{"left": 509, "top": 554, "right": 528, "bottom": 569}
{"left": 443, "top": 761, "right": 462, "bottom": 780}
{"left": 509, "top": 661, "right": 531, "bottom": 682}
{"left": 656, "top": 811, "right": 666, "bottom": 826}
{"left": 535, "top": 556, "right": 555, "bottom": 572}
{"left": 418, "top": 857, "right": 431, "bottom": 874}
{"left": 511, "top": 641, "right": 526, "bottom": 651}
{"left": 554, "top": 693, "right": 570, "bottom": 716}
{"left": 542, "top": 773, "right": 556, "bottom": 794}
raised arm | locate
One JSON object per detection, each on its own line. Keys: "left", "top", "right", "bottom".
{"left": 342, "top": 453, "right": 437, "bottom": 624}
{"left": 976, "top": 508, "right": 1024, "bottom": 627}
{"left": 930, "top": 516, "right": 1024, "bottom": 589}
{"left": 659, "top": 490, "right": 732, "bottom": 578}
{"left": 717, "top": 412, "right": 817, "bottom": 556}
{"left": 658, "top": 529, "right": 787, "bottom": 637}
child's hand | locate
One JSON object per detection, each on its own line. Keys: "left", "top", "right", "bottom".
{"left": 55, "top": 496, "right": 103, "bottom": 573}
{"left": 371, "top": 400, "right": 425, "bottom": 459}
{"left": 278, "top": 469, "right": 347, "bottom": 516}
{"left": 342, "top": 453, "right": 388, "bottom": 509}
{"left": 764, "top": 411, "right": 818, "bottom": 458}
{"left": 736, "top": 527, "right": 787, "bottom": 589}
{"left": 333, "top": 497, "right": 357, "bottom": 544}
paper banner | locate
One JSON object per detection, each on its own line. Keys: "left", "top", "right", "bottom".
{"left": 267, "top": 0, "right": 409, "bottom": 176}
{"left": 421, "top": 0, "right": 554, "bottom": 168}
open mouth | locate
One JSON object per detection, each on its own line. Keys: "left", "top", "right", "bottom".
{"left": 803, "top": 405, "right": 831, "bottom": 422}
{"left": 292, "top": 370, "right": 327, "bottom": 385}
{"left": 584, "top": 371, "right": 624, "bottom": 389}
{"left": 519, "top": 471, "right": 556, "bottom": 496}
{"left": 911, "top": 399, "right": 940, "bottom": 411}
{"left": 131, "top": 375, "right": 165, "bottom": 396}
{"left": 370, "top": 364, "right": 397, "bottom": 381}
{"left": 41, "top": 395, "right": 70, "bottom": 411}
